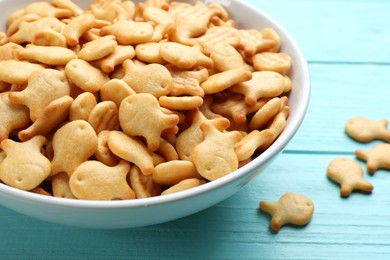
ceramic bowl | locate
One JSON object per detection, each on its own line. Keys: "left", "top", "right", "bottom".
{"left": 0, "top": 0, "right": 310, "bottom": 229}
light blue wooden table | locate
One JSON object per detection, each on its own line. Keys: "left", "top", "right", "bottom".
{"left": 1, "top": 0, "right": 390, "bottom": 259}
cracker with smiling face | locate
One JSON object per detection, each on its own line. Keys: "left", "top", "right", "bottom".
{"left": 9, "top": 69, "right": 71, "bottom": 122}
{"left": 51, "top": 120, "right": 98, "bottom": 177}
{"left": 0, "top": 136, "right": 51, "bottom": 191}
{"left": 69, "top": 160, "right": 135, "bottom": 200}
{"left": 260, "top": 192, "right": 314, "bottom": 232}
{"left": 119, "top": 93, "right": 179, "bottom": 152}
{"left": 191, "top": 121, "right": 242, "bottom": 181}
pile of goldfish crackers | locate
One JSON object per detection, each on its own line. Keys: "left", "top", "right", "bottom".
{"left": 0, "top": 0, "right": 293, "bottom": 200}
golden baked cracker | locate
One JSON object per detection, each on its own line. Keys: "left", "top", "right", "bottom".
{"left": 209, "top": 16, "right": 236, "bottom": 28}
{"left": 143, "top": 0, "right": 170, "bottom": 10}
{"left": 15, "top": 44, "right": 76, "bottom": 65}
{"left": 260, "top": 192, "right": 314, "bottom": 232}
{"left": 78, "top": 35, "right": 118, "bottom": 62}
{"left": 356, "top": 143, "right": 390, "bottom": 174}
{"left": 100, "top": 20, "right": 154, "bottom": 45}
{"left": 119, "top": 93, "right": 179, "bottom": 151}
{"left": 95, "top": 130, "right": 121, "bottom": 166}
{"left": 259, "top": 106, "right": 290, "bottom": 151}
{"left": 167, "top": 1, "right": 192, "bottom": 17}
{"left": 0, "top": 43, "right": 23, "bottom": 60}
{"left": 175, "top": 109, "right": 230, "bottom": 161}
{"left": 201, "top": 68, "right": 252, "bottom": 95}
{"left": 69, "top": 92, "right": 97, "bottom": 121}
{"left": 51, "top": 0, "right": 84, "bottom": 16}
{"left": 210, "top": 42, "right": 253, "bottom": 72}
{"left": 327, "top": 157, "right": 374, "bottom": 197}
{"left": 7, "top": 13, "right": 41, "bottom": 37}
{"left": 10, "top": 17, "right": 63, "bottom": 44}
{"left": 195, "top": 26, "right": 240, "bottom": 55}
{"left": 32, "top": 29, "right": 67, "bottom": 47}
{"left": 159, "top": 96, "right": 204, "bottom": 110}
{"left": 142, "top": 6, "right": 174, "bottom": 25}
{"left": 69, "top": 160, "right": 135, "bottom": 200}
{"left": 89, "top": 1, "right": 131, "bottom": 22}
{"left": 283, "top": 75, "right": 292, "bottom": 93}
{"left": 211, "top": 93, "right": 265, "bottom": 125}
{"left": 249, "top": 96, "right": 287, "bottom": 130}
{"left": 230, "top": 71, "right": 285, "bottom": 106}
{"left": 88, "top": 100, "right": 120, "bottom": 133}
{"left": 62, "top": 13, "right": 96, "bottom": 46}
{"left": 161, "top": 107, "right": 186, "bottom": 125}
{"left": 24, "top": 2, "right": 72, "bottom": 18}
{"left": 0, "top": 60, "right": 45, "bottom": 84}
{"left": 0, "top": 136, "right": 51, "bottom": 190}
{"left": 161, "top": 178, "right": 205, "bottom": 196}
{"left": 0, "top": 82, "right": 10, "bottom": 92}
{"left": 6, "top": 8, "right": 25, "bottom": 28}
{"left": 18, "top": 95, "right": 74, "bottom": 142}
{"left": 166, "top": 65, "right": 208, "bottom": 97}
{"left": 261, "top": 28, "right": 281, "bottom": 53}
{"left": 0, "top": 92, "right": 30, "bottom": 142}
{"left": 100, "top": 79, "right": 135, "bottom": 107}
{"left": 110, "top": 64, "right": 126, "bottom": 79}
{"left": 199, "top": 95, "right": 223, "bottom": 120}
{"left": 152, "top": 25, "right": 172, "bottom": 43}
{"left": 122, "top": 59, "right": 172, "bottom": 98}
{"left": 192, "top": 121, "right": 242, "bottom": 181}
{"left": 167, "top": 1, "right": 221, "bottom": 44}
{"left": 153, "top": 160, "right": 202, "bottom": 186}
{"left": 135, "top": 42, "right": 166, "bottom": 64}
{"left": 52, "top": 172, "right": 77, "bottom": 199}
{"left": 238, "top": 29, "right": 275, "bottom": 57}
{"left": 107, "top": 130, "right": 155, "bottom": 175}
{"left": 65, "top": 58, "right": 109, "bottom": 93}
{"left": 345, "top": 117, "right": 390, "bottom": 143}
{"left": 93, "top": 45, "right": 135, "bottom": 73}
{"left": 30, "top": 186, "right": 52, "bottom": 196}
{"left": 253, "top": 52, "right": 292, "bottom": 73}
{"left": 51, "top": 120, "right": 98, "bottom": 177}
{"left": 80, "top": 28, "right": 101, "bottom": 43}
{"left": 160, "top": 42, "right": 213, "bottom": 70}
{"left": 9, "top": 69, "right": 71, "bottom": 121}
{"left": 235, "top": 129, "right": 273, "bottom": 162}
{"left": 129, "top": 165, "right": 162, "bottom": 199}
{"left": 156, "top": 137, "right": 179, "bottom": 161}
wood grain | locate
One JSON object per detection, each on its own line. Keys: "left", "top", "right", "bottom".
{"left": 1, "top": 0, "right": 390, "bottom": 259}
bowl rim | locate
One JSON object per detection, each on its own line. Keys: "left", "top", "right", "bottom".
{"left": 0, "top": 0, "right": 311, "bottom": 209}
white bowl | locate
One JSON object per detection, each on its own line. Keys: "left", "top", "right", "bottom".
{"left": 0, "top": 0, "right": 310, "bottom": 228}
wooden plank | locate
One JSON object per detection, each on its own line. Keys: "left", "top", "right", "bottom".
{"left": 1, "top": 153, "right": 389, "bottom": 259}
{"left": 246, "top": 0, "right": 390, "bottom": 63}
{"left": 286, "top": 63, "right": 390, "bottom": 153}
